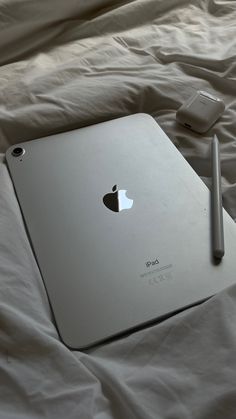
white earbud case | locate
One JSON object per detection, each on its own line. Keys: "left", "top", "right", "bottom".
{"left": 176, "top": 91, "right": 225, "bottom": 133}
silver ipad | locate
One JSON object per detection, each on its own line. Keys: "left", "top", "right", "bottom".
{"left": 6, "top": 114, "right": 236, "bottom": 349}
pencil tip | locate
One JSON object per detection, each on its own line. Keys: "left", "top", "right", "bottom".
{"left": 213, "top": 248, "right": 224, "bottom": 259}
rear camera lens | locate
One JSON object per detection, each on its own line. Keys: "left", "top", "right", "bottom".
{"left": 12, "top": 147, "right": 25, "bottom": 157}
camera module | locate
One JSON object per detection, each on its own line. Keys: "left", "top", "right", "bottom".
{"left": 12, "top": 147, "right": 25, "bottom": 157}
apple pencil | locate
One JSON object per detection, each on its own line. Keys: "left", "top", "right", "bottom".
{"left": 211, "top": 134, "right": 224, "bottom": 259}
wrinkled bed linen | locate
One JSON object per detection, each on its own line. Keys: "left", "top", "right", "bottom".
{"left": 0, "top": 0, "right": 236, "bottom": 217}
{"left": 1, "top": 1, "right": 236, "bottom": 418}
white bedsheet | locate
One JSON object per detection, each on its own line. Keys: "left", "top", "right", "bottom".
{"left": 1, "top": 1, "right": 236, "bottom": 417}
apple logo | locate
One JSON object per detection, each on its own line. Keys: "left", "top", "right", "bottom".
{"left": 103, "top": 185, "right": 134, "bottom": 212}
